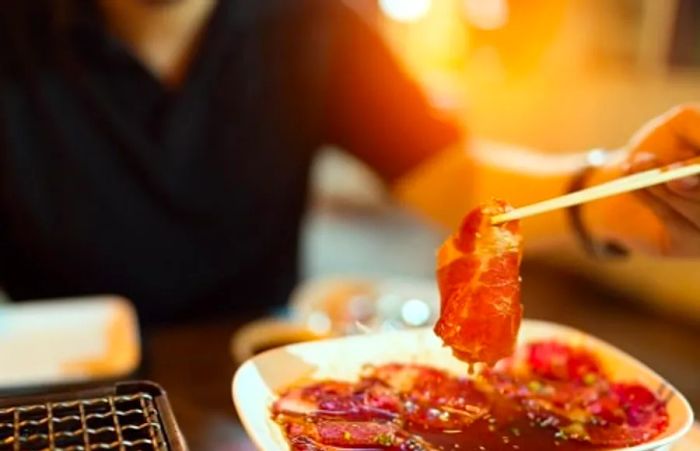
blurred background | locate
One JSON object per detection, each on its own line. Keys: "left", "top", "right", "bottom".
{"left": 306, "top": 0, "right": 700, "bottom": 322}
{"left": 4, "top": 2, "right": 700, "bottom": 450}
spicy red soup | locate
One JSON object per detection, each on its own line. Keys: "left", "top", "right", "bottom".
{"left": 271, "top": 341, "right": 669, "bottom": 450}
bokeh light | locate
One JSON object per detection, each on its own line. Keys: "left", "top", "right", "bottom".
{"left": 463, "top": 0, "right": 509, "bottom": 30}
{"left": 379, "top": 0, "right": 432, "bottom": 23}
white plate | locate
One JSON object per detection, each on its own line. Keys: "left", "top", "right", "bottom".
{"left": 0, "top": 295, "right": 140, "bottom": 389}
{"left": 233, "top": 319, "right": 694, "bottom": 451}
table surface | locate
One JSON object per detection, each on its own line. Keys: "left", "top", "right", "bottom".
{"left": 143, "top": 207, "right": 700, "bottom": 450}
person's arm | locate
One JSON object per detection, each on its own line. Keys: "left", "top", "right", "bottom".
{"left": 395, "top": 106, "right": 700, "bottom": 258}
{"left": 392, "top": 140, "right": 591, "bottom": 251}
{"left": 322, "top": 4, "right": 460, "bottom": 183}
{"left": 322, "top": 5, "right": 699, "bottom": 257}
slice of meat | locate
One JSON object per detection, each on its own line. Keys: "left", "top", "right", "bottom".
{"left": 283, "top": 421, "right": 394, "bottom": 450}
{"left": 492, "top": 342, "right": 669, "bottom": 447}
{"left": 318, "top": 420, "right": 400, "bottom": 447}
{"left": 363, "top": 364, "right": 489, "bottom": 430}
{"left": 273, "top": 380, "right": 400, "bottom": 421}
{"left": 585, "top": 383, "right": 669, "bottom": 447}
{"left": 363, "top": 364, "right": 449, "bottom": 394}
{"left": 434, "top": 199, "right": 523, "bottom": 366}
{"left": 273, "top": 382, "right": 356, "bottom": 417}
{"left": 525, "top": 341, "right": 604, "bottom": 383}
{"left": 284, "top": 419, "right": 437, "bottom": 450}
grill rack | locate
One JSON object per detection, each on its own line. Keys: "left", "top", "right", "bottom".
{"left": 0, "top": 382, "right": 186, "bottom": 451}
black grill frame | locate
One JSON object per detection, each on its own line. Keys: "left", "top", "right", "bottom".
{"left": 0, "top": 382, "right": 186, "bottom": 451}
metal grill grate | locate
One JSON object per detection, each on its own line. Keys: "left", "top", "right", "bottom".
{"left": 0, "top": 392, "right": 169, "bottom": 450}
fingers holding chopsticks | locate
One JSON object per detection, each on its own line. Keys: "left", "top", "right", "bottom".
{"left": 624, "top": 104, "right": 700, "bottom": 257}
{"left": 664, "top": 163, "right": 700, "bottom": 199}
{"left": 634, "top": 188, "right": 700, "bottom": 257}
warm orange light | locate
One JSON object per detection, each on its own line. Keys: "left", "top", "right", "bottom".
{"left": 463, "top": 0, "right": 509, "bottom": 30}
{"left": 379, "top": 0, "right": 432, "bottom": 23}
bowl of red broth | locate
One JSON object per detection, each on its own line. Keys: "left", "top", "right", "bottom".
{"left": 232, "top": 320, "right": 693, "bottom": 451}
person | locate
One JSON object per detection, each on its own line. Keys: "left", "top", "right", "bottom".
{"left": 0, "top": 0, "right": 697, "bottom": 325}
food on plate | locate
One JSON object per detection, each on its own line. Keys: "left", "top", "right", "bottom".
{"left": 434, "top": 199, "right": 524, "bottom": 366}
{"left": 271, "top": 341, "right": 669, "bottom": 450}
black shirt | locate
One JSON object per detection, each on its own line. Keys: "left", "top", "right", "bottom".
{"left": 0, "top": 1, "right": 459, "bottom": 325}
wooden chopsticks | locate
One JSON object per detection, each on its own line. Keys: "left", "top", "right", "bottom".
{"left": 491, "top": 156, "right": 700, "bottom": 225}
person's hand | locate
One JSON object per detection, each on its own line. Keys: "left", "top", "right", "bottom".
{"left": 623, "top": 104, "right": 700, "bottom": 257}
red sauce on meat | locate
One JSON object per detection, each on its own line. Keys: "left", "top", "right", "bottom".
{"left": 271, "top": 341, "right": 669, "bottom": 450}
